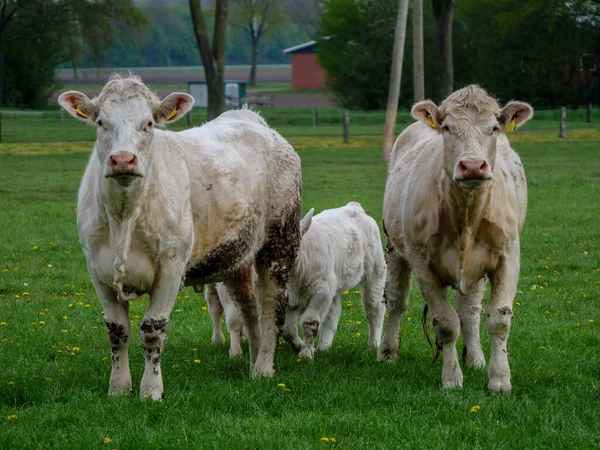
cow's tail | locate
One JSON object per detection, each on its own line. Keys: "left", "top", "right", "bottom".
{"left": 422, "top": 303, "right": 442, "bottom": 364}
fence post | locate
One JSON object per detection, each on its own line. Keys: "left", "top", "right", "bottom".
{"left": 560, "top": 107, "right": 566, "bottom": 139}
{"left": 60, "top": 108, "right": 65, "bottom": 122}
{"left": 587, "top": 103, "right": 592, "bottom": 123}
{"left": 312, "top": 108, "right": 318, "bottom": 127}
{"left": 343, "top": 111, "right": 350, "bottom": 144}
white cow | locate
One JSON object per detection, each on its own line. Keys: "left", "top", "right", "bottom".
{"left": 204, "top": 283, "right": 245, "bottom": 358}
{"left": 282, "top": 202, "right": 386, "bottom": 358}
{"left": 379, "top": 85, "right": 532, "bottom": 392}
{"left": 59, "top": 74, "right": 301, "bottom": 400}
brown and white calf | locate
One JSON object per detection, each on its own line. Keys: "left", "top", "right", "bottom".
{"left": 59, "top": 74, "right": 301, "bottom": 400}
{"left": 379, "top": 85, "right": 532, "bottom": 392}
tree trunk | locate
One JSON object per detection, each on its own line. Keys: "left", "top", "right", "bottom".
{"left": 0, "top": 34, "right": 4, "bottom": 107}
{"left": 249, "top": 35, "right": 258, "bottom": 86}
{"left": 382, "top": 0, "right": 410, "bottom": 164}
{"left": 432, "top": 0, "right": 454, "bottom": 102}
{"left": 413, "top": 0, "right": 424, "bottom": 102}
{"left": 189, "top": 0, "right": 229, "bottom": 121}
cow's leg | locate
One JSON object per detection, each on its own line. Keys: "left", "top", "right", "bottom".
{"left": 94, "top": 275, "right": 132, "bottom": 396}
{"left": 456, "top": 278, "right": 486, "bottom": 368}
{"left": 297, "top": 288, "right": 334, "bottom": 359}
{"left": 282, "top": 307, "right": 303, "bottom": 353}
{"left": 487, "top": 254, "right": 519, "bottom": 393}
{"left": 361, "top": 273, "right": 386, "bottom": 349}
{"left": 318, "top": 294, "right": 341, "bottom": 351}
{"left": 225, "top": 302, "right": 245, "bottom": 358}
{"left": 204, "top": 283, "right": 225, "bottom": 344}
{"left": 224, "top": 267, "right": 260, "bottom": 367}
{"left": 378, "top": 244, "right": 411, "bottom": 361}
{"left": 139, "top": 259, "right": 186, "bottom": 400}
{"left": 413, "top": 258, "right": 462, "bottom": 388}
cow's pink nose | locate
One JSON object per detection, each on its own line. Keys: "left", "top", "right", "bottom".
{"left": 457, "top": 159, "right": 489, "bottom": 179}
{"left": 109, "top": 152, "right": 137, "bottom": 173}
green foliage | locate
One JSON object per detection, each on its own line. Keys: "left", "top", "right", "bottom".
{"left": 317, "top": 0, "right": 600, "bottom": 109}
{"left": 317, "top": 0, "right": 398, "bottom": 110}
{"left": 0, "top": 138, "right": 599, "bottom": 448}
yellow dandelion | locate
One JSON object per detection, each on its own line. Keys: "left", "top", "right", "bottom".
{"left": 346, "top": 302, "right": 352, "bottom": 307}
{"left": 589, "top": 320, "right": 594, "bottom": 323}
{"left": 61, "top": 329, "right": 68, "bottom": 333}
{"left": 277, "top": 383, "right": 286, "bottom": 387}
{"left": 539, "top": 346, "right": 545, "bottom": 349}
{"left": 515, "top": 302, "right": 521, "bottom": 306}
{"left": 320, "top": 437, "right": 330, "bottom": 442}
{"left": 73, "top": 347, "right": 80, "bottom": 351}
{"left": 355, "top": 332, "right": 361, "bottom": 338}
{"left": 23, "top": 292, "right": 30, "bottom": 296}
{"left": 103, "top": 437, "right": 112, "bottom": 444}
{"left": 0, "top": 322, "right": 6, "bottom": 326}
{"left": 407, "top": 317, "right": 412, "bottom": 321}
{"left": 353, "top": 290, "right": 360, "bottom": 294}
{"left": 574, "top": 323, "right": 581, "bottom": 327}
{"left": 63, "top": 316, "right": 68, "bottom": 320}
{"left": 7, "top": 415, "right": 17, "bottom": 420}
{"left": 184, "top": 295, "right": 190, "bottom": 299}
{"left": 39, "top": 321, "right": 45, "bottom": 325}
{"left": 194, "top": 359, "right": 201, "bottom": 364}
{"left": 8, "top": 381, "right": 14, "bottom": 386}
{"left": 46, "top": 378, "right": 52, "bottom": 382}
{"left": 85, "top": 304, "right": 91, "bottom": 308}
{"left": 201, "top": 306, "right": 207, "bottom": 311}
{"left": 330, "top": 438, "right": 337, "bottom": 443}
{"left": 355, "top": 321, "right": 361, "bottom": 325}
{"left": 470, "top": 405, "right": 480, "bottom": 413}
{"left": 175, "top": 309, "right": 181, "bottom": 313}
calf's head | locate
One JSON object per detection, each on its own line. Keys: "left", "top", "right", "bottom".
{"left": 59, "top": 74, "right": 193, "bottom": 186}
{"left": 411, "top": 85, "right": 532, "bottom": 191}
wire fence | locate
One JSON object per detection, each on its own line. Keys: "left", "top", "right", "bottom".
{"left": 0, "top": 105, "right": 597, "bottom": 144}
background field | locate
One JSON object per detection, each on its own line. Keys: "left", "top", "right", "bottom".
{"left": 0, "top": 122, "right": 599, "bottom": 448}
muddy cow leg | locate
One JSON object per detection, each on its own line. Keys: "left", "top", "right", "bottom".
{"left": 224, "top": 267, "right": 260, "bottom": 368}
{"left": 253, "top": 213, "right": 300, "bottom": 377}
{"left": 378, "top": 242, "right": 411, "bottom": 361}
{"left": 456, "top": 278, "right": 486, "bottom": 368}
{"left": 93, "top": 273, "right": 132, "bottom": 396}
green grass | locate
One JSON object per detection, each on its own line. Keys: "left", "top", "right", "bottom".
{"left": 1, "top": 134, "right": 599, "bottom": 448}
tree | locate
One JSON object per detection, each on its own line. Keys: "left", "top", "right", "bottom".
{"left": 229, "top": 0, "right": 286, "bottom": 86}
{"left": 318, "top": 0, "right": 400, "bottom": 110}
{"left": 284, "top": 0, "right": 323, "bottom": 37}
{"left": 413, "top": 0, "right": 425, "bottom": 102}
{"left": 431, "top": 0, "right": 454, "bottom": 101}
{"left": 190, "top": 0, "right": 229, "bottom": 120}
{"left": 382, "top": 0, "right": 410, "bottom": 164}
{"left": 0, "top": 0, "right": 147, "bottom": 107}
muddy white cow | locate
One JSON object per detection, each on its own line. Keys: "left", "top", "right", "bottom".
{"left": 283, "top": 202, "right": 386, "bottom": 358}
{"left": 379, "top": 85, "right": 532, "bottom": 392}
{"left": 58, "top": 74, "right": 301, "bottom": 400}
{"left": 204, "top": 283, "right": 245, "bottom": 358}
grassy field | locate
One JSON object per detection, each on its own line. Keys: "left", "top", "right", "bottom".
{"left": 0, "top": 126, "right": 599, "bottom": 448}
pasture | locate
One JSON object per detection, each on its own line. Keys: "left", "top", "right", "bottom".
{"left": 0, "top": 123, "right": 599, "bottom": 448}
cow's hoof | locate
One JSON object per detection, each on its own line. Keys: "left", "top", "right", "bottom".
{"left": 377, "top": 345, "right": 399, "bottom": 362}
{"left": 442, "top": 378, "right": 463, "bottom": 389}
{"left": 488, "top": 377, "right": 511, "bottom": 394}
{"left": 140, "top": 389, "right": 164, "bottom": 401}
{"left": 229, "top": 347, "right": 243, "bottom": 358}
{"left": 252, "top": 365, "right": 276, "bottom": 378}
{"left": 108, "top": 376, "right": 132, "bottom": 396}
{"left": 211, "top": 333, "right": 225, "bottom": 344}
{"left": 298, "top": 347, "right": 316, "bottom": 360}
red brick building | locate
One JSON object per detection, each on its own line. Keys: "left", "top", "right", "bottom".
{"left": 283, "top": 41, "right": 327, "bottom": 91}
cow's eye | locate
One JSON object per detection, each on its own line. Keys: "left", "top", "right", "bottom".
{"left": 492, "top": 126, "right": 499, "bottom": 134}
{"left": 442, "top": 125, "right": 450, "bottom": 133}
{"left": 97, "top": 120, "right": 103, "bottom": 127}
{"left": 147, "top": 121, "right": 153, "bottom": 128}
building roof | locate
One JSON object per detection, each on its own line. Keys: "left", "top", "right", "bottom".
{"left": 283, "top": 40, "right": 317, "bottom": 55}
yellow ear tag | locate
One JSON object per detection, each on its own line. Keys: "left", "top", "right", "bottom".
{"left": 505, "top": 118, "right": 516, "bottom": 132}
{"left": 165, "top": 107, "right": 177, "bottom": 121}
{"left": 75, "top": 105, "right": 88, "bottom": 119}
{"left": 426, "top": 114, "right": 436, "bottom": 129}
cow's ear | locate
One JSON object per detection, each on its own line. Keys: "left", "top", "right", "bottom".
{"left": 499, "top": 101, "right": 533, "bottom": 132}
{"left": 300, "top": 208, "right": 314, "bottom": 236}
{"left": 58, "top": 91, "right": 97, "bottom": 123}
{"left": 154, "top": 93, "right": 194, "bottom": 124}
{"left": 412, "top": 100, "right": 442, "bottom": 131}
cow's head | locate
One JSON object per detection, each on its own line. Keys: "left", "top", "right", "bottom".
{"left": 411, "top": 85, "right": 533, "bottom": 191}
{"left": 59, "top": 74, "right": 193, "bottom": 186}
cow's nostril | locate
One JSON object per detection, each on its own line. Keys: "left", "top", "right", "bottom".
{"left": 109, "top": 155, "right": 118, "bottom": 167}
{"left": 459, "top": 162, "right": 468, "bottom": 173}
{"left": 480, "top": 161, "right": 488, "bottom": 171}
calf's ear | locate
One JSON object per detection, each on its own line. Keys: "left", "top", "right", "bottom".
{"left": 499, "top": 101, "right": 533, "bottom": 132}
{"left": 411, "top": 100, "right": 442, "bottom": 131}
{"left": 154, "top": 93, "right": 195, "bottom": 124}
{"left": 300, "top": 208, "right": 314, "bottom": 236}
{"left": 58, "top": 91, "right": 97, "bottom": 123}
